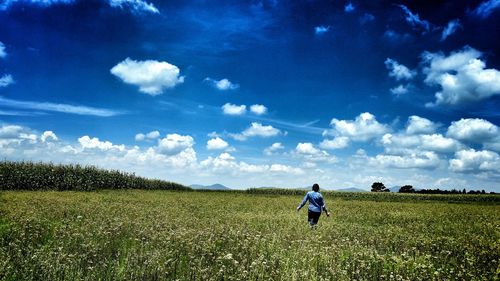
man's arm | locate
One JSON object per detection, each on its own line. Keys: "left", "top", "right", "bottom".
{"left": 297, "top": 193, "right": 309, "bottom": 211}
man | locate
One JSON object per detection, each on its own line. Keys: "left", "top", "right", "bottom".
{"left": 297, "top": 183, "right": 330, "bottom": 228}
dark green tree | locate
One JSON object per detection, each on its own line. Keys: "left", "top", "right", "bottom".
{"left": 399, "top": 185, "right": 415, "bottom": 193}
{"left": 371, "top": 182, "right": 388, "bottom": 192}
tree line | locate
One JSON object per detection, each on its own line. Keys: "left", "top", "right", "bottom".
{"left": 371, "top": 182, "right": 497, "bottom": 195}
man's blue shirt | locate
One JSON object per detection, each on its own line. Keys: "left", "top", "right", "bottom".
{"left": 298, "top": 191, "right": 325, "bottom": 213}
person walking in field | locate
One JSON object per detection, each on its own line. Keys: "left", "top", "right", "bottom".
{"left": 297, "top": 183, "right": 330, "bottom": 228}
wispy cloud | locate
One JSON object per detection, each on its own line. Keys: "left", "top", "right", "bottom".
{"left": 398, "top": 5, "right": 431, "bottom": 32}
{"left": 0, "top": 96, "right": 124, "bottom": 117}
{"left": 441, "top": 19, "right": 462, "bottom": 41}
{"left": 473, "top": 0, "right": 500, "bottom": 18}
{"left": 314, "top": 25, "right": 331, "bottom": 35}
{"left": 204, "top": 78, "right": 239, "bottom": 90}
{"left": 0, "top": 41, "right": 6, "bottom": 58}
{"left": 0, "top": 74, "right": 14, "bottom": 87}
{"left": 344, "top": 2, "right": 355, "bottom": 13}
{"left": 109, "top": 0, "right": 159, "bottom": 14}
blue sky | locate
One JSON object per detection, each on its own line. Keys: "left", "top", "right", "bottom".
{"left": 1, "top": 0, "right": 500, "bottom": 191}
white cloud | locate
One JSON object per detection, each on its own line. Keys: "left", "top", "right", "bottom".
{"left": 157, "top": 134, "right": 194, "bottom": 155}
{"left": 371, "top": 151, "right": 441, "bottom": 169}
{"left": 135, "top": 130, "right": 160, "bottom": 141}
{"left": 441, "top": 19, "right": 462, "bottom": 41}
{"left": 406, "top": 115, "right": 438, "bottom": 135}
{"left": 447, "top": 118, "right": 498, "bottom": 143}
{"left": 384, "top": 58, "right": 416, "bottom": 81}
{"left": 319, "top": 136, "right": 349, "bottom": 150}
{"left": 390, "top": 85, "right": 409, "bottom": 96}
{"left": 109, "top": 0, "right": 159, "bottom": 14}
{"left": 231, "top": 122, "right": 281, "bottom": 141}
{"left": 135, "top": 133, "right": 145, "bottom": 141}
{"left": 422, "top": 47, "right": 500, "bottom": 106}
{"left": 473, "top": 0, "right": 500, "bottom": 18}
{"left": 41, "top": 131, "right": 58, "bottom": 142}
{"left": 250, "top": 104, "right": 267, "bottom": 115}
{"left": 314, "top": 25, "right": 330, "bottom": 35}
{"left": 204, "top": 78, "right": 239, "bottom": 90}
{"left": 344, "top": 2, "right": 355, "bottom": 13}
{"left": 111, "top": 58, "right": 184, "bottom": 95}
{"left": 295, "top": 142, "right": 334, "bottom": 163}
{"left": 264, "top": 142, "right": 284, "bottom": 155}
{"left": 381, "top": 133, "right": 461, "bottom": 153}
{"left": 0, "top": 41, "right": 6, "bottom": 58}
{"left": 0, "top": 74, "right": 14, "bottom": 87}
{"left": 398, "top": 4, "right": 431, "bottom": 32}
{"left": 328, "top": 112, "right": 390, "bottom": 142}
{"left": 0, "top": 96, "right": 122, "bottom": 117}
{"left": 78, "top": 136, "right": 125, "bottom": 151}
{"left": 206, "top": 137, "right": 229, "bottom": 150}
{"left": 146, "top": 130, "right": 160, "bottom": 139}
{"left": 222, "top": 103, "right": 246, "bottom": 115}
{"left": 269, "top": 164, "right": 304, "bottom": 175}
{"left": 449, "top": 149, "right": 500, "bottom": 173}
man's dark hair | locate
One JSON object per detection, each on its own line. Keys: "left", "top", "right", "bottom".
{"left": 312, "top": 183, "right": 320, "bottom": 192}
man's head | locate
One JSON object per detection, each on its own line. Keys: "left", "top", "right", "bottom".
{"left": 312, "top": 183, "right": 319, "bottom": 192}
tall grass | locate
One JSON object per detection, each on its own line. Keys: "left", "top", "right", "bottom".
{"left": 0, "top": 161, "right": 190, "bottom": 191}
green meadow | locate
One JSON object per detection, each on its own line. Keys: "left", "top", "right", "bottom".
{"left": 1, "top": 190, "right": 499, "bottom": 280}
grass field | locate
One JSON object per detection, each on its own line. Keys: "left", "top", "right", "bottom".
{"left": 1, "top": 190, "right": 499, "bottom": 280}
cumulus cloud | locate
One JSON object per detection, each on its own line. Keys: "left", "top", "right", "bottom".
{"left": 397, "top": 4, "right": 431, "bottom": 32}
{"left": 109, "top": 0, "right": 159, "bottom": 14}
{"left": 264, "top": 142, "right": 284, "bottom": 155}
{"left": 390, "top": 85, "right": 409, "bottom": 96}
{"left": 41, "top": 131, "right": 58, "bottom": 142}
{"left": 328, "top": 112, "right": 390, "bottom": 142}
{"left": 0, "top": 124, "right": 37, "bottom": 147}
{"left": 319, "top": 136, "right": 350, "bottom": 150}
{"left": 371, "top": 151, "right": 441, "bottom": 169}
{"left": 447, "top": 118, "right": 498, "bottom": 143}
{"left": 473, "top": 0, "right": 500, "bottom": 19}
{"left": 206, "top": 137, "right": 229, "bottom": 150}
{"left": 449, "top": 149, "right": 500, "bottom": 174}
{"left": 0, "top": 96, "right": 122, "bottom": 117}
{"left": 231, "top": 122, "right": 281, "bottom": 141}
{"left": 314, "top": 25, "right": 330, "bottom": 35}
{"left": 422, "top": 47, "right": 500, "bottom": 106}
{"left": 157, "top": 134, "right": 194, "bottom": 155}
{"left": 295, "top": 142, "right": 334, "bottom": 162}
{"left": 222, "top": 103, "right": 246, "bottom": 115}
{"left": 381, "top": 133, "right": 461, "bottom": 154}
{"left": 441, "top": 19, "right": 462, "bottom": 41}
{"left": 406, "top": 115, "right": 438, "bottom": 135}
{"left": 204, "top": 78, "right": 239, "bottom": 90}
{"left": 250, "top": 104, "right": 267, "bottom": 115}
{"left": 135, "top": 130, "right": 160, "bottom": 141}
{"left": 78, "top": 136, "right": 125, "bottom": 151}
{"left": 269, "top": 164, "right": 304, "bottom": 175}
{"left": 344, "top": 2, "right": 355, "bottom": 13}
{"left": 0, "top": 74, "right": 14, "bottom": 87}
{"left": 111, "top": 58, "right": 184, "bottom": 95}
{"left": 384, "top": 58, "right": 416, "bottom": 81}
{"left": 0, "top": 41, "right": 6, "bottom": 58}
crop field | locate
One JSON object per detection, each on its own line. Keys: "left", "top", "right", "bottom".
{"left": 0, "top": 190, "right": 499, "bottom": 280}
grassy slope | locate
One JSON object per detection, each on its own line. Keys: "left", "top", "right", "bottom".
{"left": 0, "top": 190, "right": 499, "bottom": 280}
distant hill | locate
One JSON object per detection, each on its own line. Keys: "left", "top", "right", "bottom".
{"left": 389, "top": 186, "right": 401, "bottom": 192}
{"left": 334, "top": 187, "right": 367, "bottom": 192}
{"left": 190, "top": 184, "right": 230, "bottom": 190}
